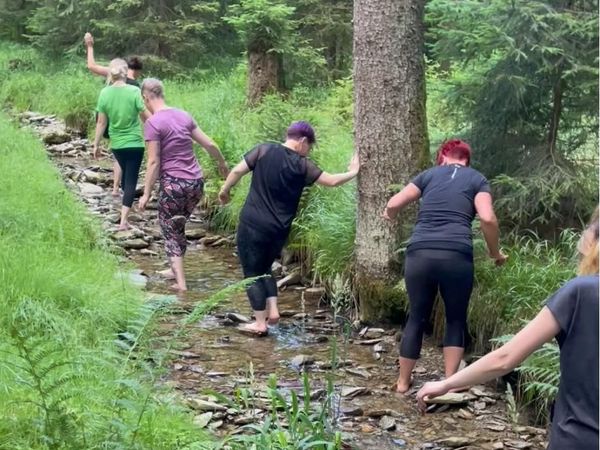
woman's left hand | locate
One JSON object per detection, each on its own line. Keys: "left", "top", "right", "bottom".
{"left": 218, "top": 161, "right": 230, "bottom": 179}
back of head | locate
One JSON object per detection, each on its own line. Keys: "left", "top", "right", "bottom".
{"left": 126, "top": 56, "right": 143, "bottom": 72}
{"left": 436, "top": 139, "right": 472, "bottom": 166}
{"left": 141, "top": 78, "right": 165, "bottom": 99}
{"left": 108, "top": 58, "right": 128, "bottom": 84}
{"left": 578, "top": 206, "right": 599, "bottom": 276}
{"left": 286, "top": 121, "right": 316, "bottom": 144}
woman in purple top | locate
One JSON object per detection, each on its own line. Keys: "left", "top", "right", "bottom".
{"left": 138, "top": 78, "right": 229, "bottom": 291}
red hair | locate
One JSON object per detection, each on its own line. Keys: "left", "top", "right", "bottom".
{"left": 436, "top": 139, "right": 472, "bottom": 166}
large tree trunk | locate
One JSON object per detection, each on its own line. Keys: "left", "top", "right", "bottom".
{"left": 353, "top": 0, "right": 429, "bottom": 321}
{"left": 247, "top": 50, "right": 281, "bottom": 105}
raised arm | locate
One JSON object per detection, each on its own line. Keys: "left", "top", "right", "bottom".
{"left": 315, "top": 152, "right": 359, "bottom": 187}
{"left": 191, "top": 127, "right": 229, "bottom": 178}
{"left": 138, "top": 141, "right": 161, "bottom": 211}
{"left": 383, "top": 183, "right": 421, "bottom": 220}
{"left": 416, "top": 306, "right": 560, "bottom": 410}
{"left": 474, "top": 192, "right": 507, "bottom": 266}
{"left": 218, "top": 160, "right": 250, "bottom": 205}
{"left": 84, "top": 33, "right": 109, "bottom": 77}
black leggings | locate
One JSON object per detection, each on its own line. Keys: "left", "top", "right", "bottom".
{"left": 400, "top": 248, "right": 474, "bottom": 360}
{"left": 112, "top": 148, "right": 144, "bottom": 208}
{"left": 237, "top": 221, "right": 287, "bottom": 311}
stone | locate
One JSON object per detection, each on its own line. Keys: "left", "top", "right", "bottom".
{"left": 47, "top": 142, "right": 76, "bottom": 154}
{"left": 271, "top": 261, "right": 283, "bottom": 277}
{"left": 379, "top": 415, "right": 396, "bottom": 431}
{"left": 345, "top": 368, "right": 372, "bottom": 379}
{"left": 41, "top": 124, "right": 71, "bottom": 144}
{"left": 492, "top": 443, "right": 504, "bottom": 450}
{"left": 424, "top": 392, "right": 476, "bottom": 405}
{"left": 341, "top": 386, "right": 370, "bottom": 398}
{"left": 456, "top": 408, "right": 474, "bottom": 420}
{"left": 185, "top": 227, "right": 207, "bottom": 239}
{"left": 113, "top": 229, "right": 144, "bottom": 241}
{"left": 120, "top": 239, "right": 149, "bottom": 249}
{"left": 437, "top": 436, "right": 473, "bottom": 448}
{"left": 392, "top": 438, "right": 406, "bottom": 447}
{"left": 277, "top": 270, "right": 302, "bottom": 288}
{"left": 304, "top": 286, "right": 326, "bottom": 300}
{"left": 364, "top": 328, "right": 386, "bottom": 339}
{"left": 373, "top": 343, "right": 388, "bottom": 353}
{"left": 290, "top": 354, "right": 315, "bottom": 368}
{"left": 187, "top": 398, "right": 227, "bottom": 412}
{"left": 193, "top": 412, "right": 213, "bottom": 428}
{"left": 78, "top": 182, "right": 104, "bottom": 197}
{"left": 504, "top": 441, "right": 532, "bottom": 449}
{"left": 357, "top": 338, "right": 383, "bottom": 345}
{"left": 365, "top": 409, "right": 398, "bottom": 418}
{"left": 199, "top": 235, "right": 221, "bottom": 246}
{"left": 208, "top": 420, "right": 223, "bottom": 430}
{"left": 291, "top": 312, "right": 309, "bottom": 320}
{"left": 341, "top": 406, "right": 363, "bottom": 417}
{"left": 83, "top": 169, "right": 106, "bottom": 184}
{"left": 225, "top": 312, "right": 251, "bottom": 323}
{"left": 474, "top": 401, "right": 487, "bottom": 410}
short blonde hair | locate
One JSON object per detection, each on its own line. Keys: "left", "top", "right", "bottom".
{"left": 107, "top": 58, "right": 128, "bottom": 84}
{"left": 141, "top": 78, "right": 164, "bottom": 99}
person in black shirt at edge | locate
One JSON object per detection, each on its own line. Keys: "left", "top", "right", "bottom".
{"left": 417, "top": 208, "right": 599, "bottom": 450}
{"left": 218, "top": 121, "right": 360, "bottom": 336}
{"left": 83, "top": 32, "right": 143, "bottom": 197}
{"left": 383, "top": 139, "right": 507, "bottom": 393}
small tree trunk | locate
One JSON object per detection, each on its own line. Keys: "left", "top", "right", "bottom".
{"left": 247, "top": 50, "right": 281, "bottom": 105}
{"left": 548, "top": 75, "right": 564, "bottom": 159}
{"left": 353, "top": 0, "right": 429, "bottom": 321}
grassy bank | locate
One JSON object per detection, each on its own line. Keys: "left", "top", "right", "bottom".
{"left": 0, "top": 114, "right": 210, "bottom": 449}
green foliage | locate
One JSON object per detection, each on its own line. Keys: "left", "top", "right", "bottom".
{"left": 0, "top": 114, "right": 210, "bottom": 449}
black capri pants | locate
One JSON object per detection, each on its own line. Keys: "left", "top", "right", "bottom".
{"left": 236, "top": 221, "right": 287, "bottom": 311}
{"left": 400, "top": 248, "right": 474, "bottom": 360}
{"left": 112, "top": 147, "right": 144, "bottom": 208}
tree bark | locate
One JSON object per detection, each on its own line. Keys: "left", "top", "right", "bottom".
{"left": 548, "top": 74, "right": 564, "bottom": 158}
{"left": 353, "top": 0, "right": 429, "bottom": 320}
{"left": 247, "top": 50, "right": 281, "bottom": 105}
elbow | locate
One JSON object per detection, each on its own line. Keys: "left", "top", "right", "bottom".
{"left": 490, "top": 349, "right": 516, "bottom": 375}
{"left": 479, "top": 213, "right": 498, "bottom": 226}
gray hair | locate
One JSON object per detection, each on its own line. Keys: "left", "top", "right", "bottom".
{"left": 141, "top": 78, "right": 165, "bottom": 99}
{"left": 107, "top": 58, "right": 128, "bottom": 84}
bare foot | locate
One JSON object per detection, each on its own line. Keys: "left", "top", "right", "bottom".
{"left": 117, "top": 222, "right": 130, "bottom": 231}
{"left": 238, "top": 322, "right": 268, "bottom": 337}
{"left": 158, "top": 268, "right": 176, "bottom": 280}
{"left": 169, "top": 283, "right": 187, "bottom": 292}
{"left": 395, "top": 376, "right": 413, "bottom": 394}
{"left": 266, "top": 300, "right": 280, "bottom": 325}
{"left": 111, "top": 190, "right": 120, "bottom": 197}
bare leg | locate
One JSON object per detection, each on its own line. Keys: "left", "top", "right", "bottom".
{"left": 266, "top": 296, "right": 279, "bottom": 325}
{"left": 396, "top": 356, "right": 416, "bottom": 393}
{"left": 112, "top": 160, "right": 122, "bottom": 196}
{"left": 118, "top": 205, "right": 130, "bottom": 230}
{"left": 170, "top": 256, "right": 187, "bottom": 291}
{"left": 240, "top": 310, "right": 268, "bottom": 334}
{"left": 443, "top": 346, "right": 464, "bottom": 377}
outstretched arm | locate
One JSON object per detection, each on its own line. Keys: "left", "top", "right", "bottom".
{"left": 383, "top": 183, "right": 421, "bottom": 220}
{"left": 315, "top": 152, "right": 359, "bottom": 187}
{"left": 138, "top": 141, "right": 161, "bottom": 211}
{"left": 218, "top": 160, "right": 250, "bottom": 205}
{"left": 191, "top": 127, "right": 229, "bottom": 178}
{"left": 416, "top": 306, "right": 560, "bottom": 410}
{"left": 84, "top": 33, "right": 109, "bottom": 77}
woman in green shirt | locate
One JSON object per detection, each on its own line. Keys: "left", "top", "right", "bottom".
{"left": 93, "top": 59, "right": 149, "bottom": 230}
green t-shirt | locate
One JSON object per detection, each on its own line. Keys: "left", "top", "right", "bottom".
{"left": 96, "top": 84, "right": 145, "bottom": 149}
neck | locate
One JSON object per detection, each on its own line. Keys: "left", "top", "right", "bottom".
{"left": 127, "top": 69, "right": 136, "bottom": 80}
{"left": 283, "top": 139, "right": 306, "bottom": 156}
{"left": 445, "top": 158, "right": 467, "bottom": 166}
{"left": 112, "top": 79, "right": 126, "bottom": 86}
{"left": 150, "top": 98, "right": 168, "bottom": 112}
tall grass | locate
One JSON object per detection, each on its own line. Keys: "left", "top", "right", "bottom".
{"left": 0, "top": 114, "right": 210, "bottom": 449}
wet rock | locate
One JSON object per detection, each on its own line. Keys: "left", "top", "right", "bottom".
{"left": 364, "top": 328, "right": 386, "bottom": 339}
{"left": 392, "top": 438, "right": 407, "bottom": 447}
{"left": 127, "top": 213, "right": 144, "bottom": 223}
{"left": 206, "top": 371, "right": 228, "bottom": 377}
{"left": 82, "top": 169, "right": 107, "bottom": 184}
{"left": 225, "top": 312, "right": 251, "bottom": 324}
{"left": 341, "top": 406, "right": 363, "bottom": 417}
{"left": 290, "top": 354, "right": 315, "bottom": 368}
{"left": 345, "top": 368, "right": 372, "bottom": 379}
{"left": 304, "top": 286, "right": 326, "bottom": 301}
{"left": 277, "top": 270, "right": 302, "bottom": 288}
{"left": 291, "top": 312, "right": 309, "bottom": 320}
{"left": 139, "top": 248, "right": 159, "bottom": 257}
{"left": 365, "top": 408, "right": 399, "bottom": 418}
{"left": 271, "top": 261, "right": 283, "bottom": 277}
{"left": 341, "top": 386, "right": 370, "bottom": 398}
{"left": 357, "top": 338, "right": 383, "bottom": 345}
{"left": 373, "top": 342, "right": 388, "bottom": 353}
{"left": 78, "top": 182, "right": 104, "bottom": 197}
{"left": 379, "top": 415, "right": 396, "bottom": 431}
{"left": 187, "top": 398, "right": 228, "bottom": 412}
{"left": 194, "top": 412, "right": 213, "bottom": 428}
{"left": 360, "top": 423, "right": 376, "bottom": 433}
{"left": 120, "top": 239, "right": 149, "bottom": 249}
{"left": 169, "top": 350, "right": 201, "bottom": 359}
{"left": 211, "top": 237, "right": 230, "bottom": 247}
{"left": 504, "top": 441, "right": 532, "bottom": 449}
{"left": 186, "top": 227, "right": 207, "bottom": 240}
{"left": 437, "top": 436, "right": 473, "bottom": 448}
{"left": 424, "top": 392, "right": 476, "bottom": 405}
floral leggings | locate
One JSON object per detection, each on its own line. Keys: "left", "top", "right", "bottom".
{"left": 158, "top": 175, "right": 204, "bottom": 257}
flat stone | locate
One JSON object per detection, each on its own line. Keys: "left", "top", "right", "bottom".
{"left": 186, "top": 227, "right": 207, "bottom": 239}
{"left": 271, "top": 261, "right": 283, "bottom": 277}
{"left": 379, "top": 415, "right": 396, "bottom": 431}
{"left": 364, "top": 328, "right": 386, "bottom": 339}
{"left": 437, "top": 436, "right": 473, "bottom": 448}
{"left": 77, "top": 182, "right": 104, "bottom": 196}
{"left": 373, "top": 342, "right": 388, "bottom": 353}
{"left": 120, "top": 239, "right": 149, "bottom": 249}
{"left": 345, "top": 368, "right": 372, "bottom": 379}
{"left": 113, "top": 229, "right": 145, "bottom": 241}
{"left": 199, "top": 235, "right": 221, "bottom": 246}
{"left": 456, "top": 408, "right": 474, "bottom": 420}
{"left": 277, "top": 270, "right": 302, "bottom": 288}
{"left": 357, "top": 338, "right": 383, "bottom": 345}
{"left": 290, "top": 354, "right": 315, "bottom": 368}
{"left": 424, "top": 392, "right": 476, "bottom": 405}
{"left": 187, "top": 398, "right": 227, "bottom": 412}
{"left": 41, "top": 124, "right": 71, "bottom": 144}
{"left": 225, "top": 312, "right": 251, "bottom": 324}
{"left": 341, "top": 406, "right": 363, "bottom": 417}
{"left": 193, "top": 412, "right": 213, "bottom": 428}
{"left": 341, "top": 386, "right": 370, "bottom": 398}
{"left": 83, "top": 169, "right": 107, "bottom": 184}
{"left": 504, "top": 441, "right": 532, "bottom": 449}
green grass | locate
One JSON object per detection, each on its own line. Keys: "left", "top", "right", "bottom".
{"left": 0, "top": 114, "right": 210, "bottom": 449}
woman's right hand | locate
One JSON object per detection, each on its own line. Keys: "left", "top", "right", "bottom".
{"left": 218, "top": 188, "right": 230, "bottom": 205}
{"left": 138, "top": 194, "right": 149, "bottom": 211}
{"left": 92, "top": 143, "right": 100, "bottom": 160}
{"left": 416, "top": 380, "right": 451, "bottom": 412}
{"left": 84, "top": 32, "right": 94, "bottom": 47}
{"left": 491, "top": 251, "right": 508, "bottom": 267}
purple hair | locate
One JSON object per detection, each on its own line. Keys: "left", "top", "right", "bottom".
{"left": 286, "top": 121, "right": 316, "bottom": 144}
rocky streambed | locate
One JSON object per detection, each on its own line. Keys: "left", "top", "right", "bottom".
{"left": 22, "top": 111, "right": 548, "bottom": 450}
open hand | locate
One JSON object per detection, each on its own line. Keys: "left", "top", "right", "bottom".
{"left": 416, "top": 381, "right": 450, "bottom": 413}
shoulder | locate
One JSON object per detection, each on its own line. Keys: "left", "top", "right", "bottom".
{"left": 564, "top": 275, "right": 599, "bottom": 293}
{"left": 547, "top": 275, "right": 599, "bottom": 315}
